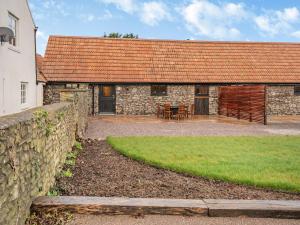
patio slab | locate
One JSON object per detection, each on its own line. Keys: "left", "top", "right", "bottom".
{"left": 85, "top": 115, "right": 300, "bottom": 139}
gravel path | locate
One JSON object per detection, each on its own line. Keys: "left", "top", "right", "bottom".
{"left": 57, "top": 140, "right": 300, "bottom": 200}
{"left": 70, "top": 215, "right": 300, "bottom": 225}
{"left": 85, "top": 116, "right": 300, "bottom": 139}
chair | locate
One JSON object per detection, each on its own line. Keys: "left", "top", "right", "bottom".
{"left": 156, "top": 103, "right": 164, "bottom": 118}
{"left": 164, "top": 104, "right": 172, "bottom": 120}
{"left": 174, "top": 104, "right": 186, "bottom": 121}
{"left": 186, "top": 104, "right": 195, "bottom": 118}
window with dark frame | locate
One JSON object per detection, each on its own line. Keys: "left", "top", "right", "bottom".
{"left": 8, "top": 13, "right": 18, "bottom": 47}
{"left": 151, "top": 85, "right": 167, "bottom": 96}
{"left": 295, "top": 85, "right": 300, "bottom": 95}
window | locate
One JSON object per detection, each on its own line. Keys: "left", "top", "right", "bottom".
{"left": 65, "top": 83, "right": 79, "bottom": 89}
{"left": 102, "top": 86, "right": 113, "bottom": 97}
{"left": 21, "top": 82, "right": 28, "bottom": 105}
{"left": 151, "top": 85, "right": 167, "bottom": 96}
{"left": 8, "top": 13, "right": 18, "bottom": 46}
{"left": 295, "top": 85, "right": 300, "bottom": 96}
{"left": 195, "top": 85, "right": 209, "bottom": 96}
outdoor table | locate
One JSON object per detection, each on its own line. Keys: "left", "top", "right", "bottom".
{"left": 170, "top": 106, "right": 179, "bottom": 116}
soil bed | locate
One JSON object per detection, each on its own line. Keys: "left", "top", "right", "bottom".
{"left": 56, "top": 140, "right": 300, "bottom": 200}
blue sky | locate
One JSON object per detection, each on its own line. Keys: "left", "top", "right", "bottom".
{"left": 28, "top": 0, "right": 300, "bottom": 55}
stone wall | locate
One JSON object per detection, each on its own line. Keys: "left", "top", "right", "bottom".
{"left": 0, "top": 90, "right": 88, "bottom": 225}
{"left": 209, "top": 86, "right": 219, "bottom": 115}
{"left": 115, "top": 85, "right": 195, "bottom": 115}
{"left": 267, "top": 86, "right": 300, "bottom": 115}
{"left": 44, "top": 83, "right": 96, "bottom": 115}
{"left": 43, "top": 84, "right": 65, "bottom": 105}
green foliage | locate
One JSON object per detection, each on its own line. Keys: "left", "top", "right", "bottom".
{"left": 122, "top": 33, "right": 139, "bottom": 38}
{"left": 104, "top": 32, "right": 138, "bottom": 38}
{"left": 33, "top": 109, "right": 54, "bottom": 137}
{"left": 45, "top": 122, "right": 54, "bottom": 137}
{"left": 65, "top": 159, "right": 76, "bottom": 166}
{"left": 47, "top": 188, "right": 59, "bottom": 196}
{"left": 108, "top": 136, "right": 300, "bottom": 192}
{"left": 56, "top": 111, "right": 65, "bottom": 121}
{"left": 61, "top": 168, "right": 73, "bottom": 178}
{"left": 33, "top": 109, "right": 48, "bottom": 129}
{"left": 74, "top": 141, "right": 83, "bottom": 151}
{"left": 66, "top": 151, "right": 78, "bottom": 160}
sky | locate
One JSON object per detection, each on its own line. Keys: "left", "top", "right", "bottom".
{"left": 28, "top": 0, "right": 300, "bottom": 55}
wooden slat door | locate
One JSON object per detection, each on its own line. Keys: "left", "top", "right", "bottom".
{"left": 194, "top": 85, "right": 209, "bottom": 115}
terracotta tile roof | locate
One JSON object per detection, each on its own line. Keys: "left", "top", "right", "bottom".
{"left": 43, "top": 35, "right": 300, "bottom": 83}
{"left": 36, "top": 54, "right": 47, "bottom": 83}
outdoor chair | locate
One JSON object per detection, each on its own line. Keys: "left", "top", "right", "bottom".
{"left": 174, "top": 104, "right": 186, "bottom": 121}
{"left": 164, "top": 104, "right": 173, "bottom": 120}
{"left": 156, "top": 103, "right": 164, "bottom": 118}
{"left": 186, "top": 104, "right": 195, "bottom": 118}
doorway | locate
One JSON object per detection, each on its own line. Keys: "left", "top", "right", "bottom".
{"left": 194, "top": 85, "right": 209, "bottom": 115}
{"left": 99, "top": 85, "right": 116, "bottom": 114}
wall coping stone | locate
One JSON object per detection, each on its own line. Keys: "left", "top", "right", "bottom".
{"left": 0, "top": 103, "right": 71, "bottom": 130}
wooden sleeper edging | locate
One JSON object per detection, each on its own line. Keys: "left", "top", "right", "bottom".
{"left": 31, "top": 196, "right": 208, "bottom": 216}
{"left": 31, "top": 196, "right": 300, "bottom": 219}
{"left": 204, "top": 199, "right": 300, "bottom": 219}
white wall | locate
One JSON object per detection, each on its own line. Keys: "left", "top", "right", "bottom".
{"left": 36, "top": 83, "right": 44, "bottom": 106}
{"left": 0, "top": 0, "right": 37, "bottom": 116}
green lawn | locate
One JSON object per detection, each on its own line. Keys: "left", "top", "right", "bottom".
{"left": 107, "top": 136, "right": 300, "bottom": 193}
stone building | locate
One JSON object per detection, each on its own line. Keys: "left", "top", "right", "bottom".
{"left": 42, "top": 36, "right": 300, "bottom": 116}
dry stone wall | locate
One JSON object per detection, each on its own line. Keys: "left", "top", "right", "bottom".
{"left": 0, "top": 90, "right": 88, "bottom": 225}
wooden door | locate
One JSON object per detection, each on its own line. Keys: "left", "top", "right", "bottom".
{"left": 99, "top": 85, "right": 116, "bottom": 114}
{"left": 194, "top": 85, "right": 209, "bottom": 115}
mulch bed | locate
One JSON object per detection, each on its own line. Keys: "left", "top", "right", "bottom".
{"left": 56, "top": 140, "right": 300, "bottom": 200}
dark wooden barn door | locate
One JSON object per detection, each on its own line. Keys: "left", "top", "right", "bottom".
{"left": 99, "top": 85, "right": 116, "bottom": 114}
{"left": 195, "top": 85, "right": 209, "bottom": 115}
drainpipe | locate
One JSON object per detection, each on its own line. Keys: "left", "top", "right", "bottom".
{"left": 34, "top": 27, "right": 38, "bottom": 108}
{"left": 34, "top": 27, "right": 38, "bottom": 85}
{"left": 92, "top": 84, "right": 95, "bottom": 115}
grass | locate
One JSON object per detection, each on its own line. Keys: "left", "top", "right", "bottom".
{"left": 107, "top": 136, "right": 300, "bottom": 193}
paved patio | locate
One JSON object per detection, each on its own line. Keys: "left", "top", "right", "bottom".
{"left": 85, "top": 115, "right": 300, "bottom": 139}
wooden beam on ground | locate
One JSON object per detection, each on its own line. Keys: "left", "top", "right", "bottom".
{"left": 204, "top": 199, "right": 300, "bottom": 219}
{"left": 31, "top": 196, "right": 208, "bottom": 216}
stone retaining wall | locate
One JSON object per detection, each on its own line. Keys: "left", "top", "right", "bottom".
{"left": 267, "top": 86, "right": 300, "bottom": 115}
{"left": 0, "top": 90, "right": 88, "bottom": 225}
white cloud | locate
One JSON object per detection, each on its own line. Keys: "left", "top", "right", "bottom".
{"left": 80, "top": 10, "right": 113, "bottom": 22}
{"left": 181, "top": 0, "right": 246, "bottom": 39}
{"left": 291, "top": 30, "right": 300, "bottom": 38}
{"left": 224, "top": 3, "right": 247, "bottom": 19}
{"left": 36, "top": 30, "right": 47, "bottom": 40}
{"left": 140, "top": 2, "right": 171, "bottom": 26}
{"left": 81, "top": 14, "right": 96, "bottom": 22}
{"left": 277, "top": 7, "right": 299, "bottom": 22}
{"left": 36, "top": 30, "right": 48, "bottom": 55}
{"left": 254, "top": 7, "right": 300, "bottom": 36}
{"left": 99, "top": 0, "right": 137, "bottom": 14}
